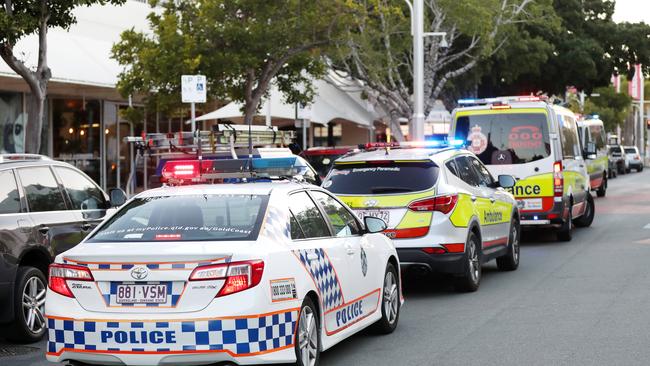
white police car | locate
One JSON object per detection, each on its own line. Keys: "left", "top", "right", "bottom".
{"left": 45, "top": 171, "right": 401, "bottom": 365}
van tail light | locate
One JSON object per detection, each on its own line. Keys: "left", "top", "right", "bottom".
{"left": 48, "top": 264, "right": 94, "bottom": 298}
{"left": 189, "top": 260, "right": 265, "bottom": 297}
{"left": 553, "top": 161, "right": 563, "bottom": 196}
{"left": 408, "top": 194, "right": 458, "bottom": 214}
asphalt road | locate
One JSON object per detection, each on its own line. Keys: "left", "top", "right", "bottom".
{"left": 3, "top": 168, "right": 650, "bottom": 366}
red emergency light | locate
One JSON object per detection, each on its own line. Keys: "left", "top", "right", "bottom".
{"left": 161, "top": 160, "right": 213, "bottom": 184}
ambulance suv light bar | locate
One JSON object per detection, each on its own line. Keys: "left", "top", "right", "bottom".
{"left": 161, "top": 157, "right": 302, "bottom": 184}
{"left": 457, "top": 96, "right": 548, "bottom": 106}
{"left": 361, "top": 139, "right": 465, "bottom": 150}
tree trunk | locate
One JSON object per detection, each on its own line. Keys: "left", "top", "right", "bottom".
{"left": 389, "top": 111, "right": 405, "bottom": 142}
{"left": 25, "top": 85, "right": 47, "bottom": 154}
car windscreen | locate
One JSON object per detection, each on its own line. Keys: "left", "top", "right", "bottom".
{"left": 86, "top": 194, "right": 268, "bottom": 242}
{"left": 323, "top": 162, "right": 438, "bottom": 195}
{"left": 454, "top": 112, "right": 551, "bottom": 165}
{"left": 624, "top": 148, "right": 637, "bottom": 154}
{"left": 303, "top": 154, "right": 345, "bottom": 177}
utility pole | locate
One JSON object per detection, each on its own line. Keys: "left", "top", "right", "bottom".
{"left": 404, "top": 0, "right": 446, "bottom": 141}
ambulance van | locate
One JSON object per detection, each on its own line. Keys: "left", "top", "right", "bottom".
{"left": 576, "top": 117, "right": 609, "bottom": 196}
{"left": 449, "top": 96, "right": 595, "bottom": 241}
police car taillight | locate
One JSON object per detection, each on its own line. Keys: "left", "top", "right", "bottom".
{"left": 48, "top": 264, "right": 94, "bottom": 298}
{"left": 189, "top": 260, "right": 264, "bottom": 297}
{"left": 408, "top": 194, "right": 458, "bottom": 214}
{"left": 553, "top": 161, "right": 563, "bottom": 196}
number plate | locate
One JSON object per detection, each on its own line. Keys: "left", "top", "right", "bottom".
{"left": 116, "top": 284, "right": 167, "bottom": 304}
{"left": 355, "top": 210, "right": 390, "bottom": 223}
{"left": 517, "top": 198, "right": 543, "bottom": 211}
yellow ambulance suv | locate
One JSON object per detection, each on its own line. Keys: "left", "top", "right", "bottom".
{"left": 449, "top": 96, "right": 595, "bottom": 241}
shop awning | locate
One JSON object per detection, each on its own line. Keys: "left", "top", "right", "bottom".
{"left": 196, "top": 72, "right": 378, "bottom": 127}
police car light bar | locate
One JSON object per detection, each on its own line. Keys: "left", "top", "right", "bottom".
{"left": 161, "top": 157, "right": 302, "bottom": 184}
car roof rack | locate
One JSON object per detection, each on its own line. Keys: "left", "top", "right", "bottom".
{"left": 124, "top": 123, "right": 295, "bottom": 160}
{"left": 0, "top": 154, "right": 52, "bottom": 163}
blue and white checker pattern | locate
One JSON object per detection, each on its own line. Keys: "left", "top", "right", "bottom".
{"left": 262, "top": 206, "right": 290, "bottom": 242}
{"left": 47, "top": 310, "right": 298, "bottom": 355}
{"left": 96, "top": 281, "right": 185, "bottom": 308}
{"left": 62, "top": 257, "right": 230, "bottom": 271}
{"left": 294, "top": 248, "right": 343, "bottom": 311}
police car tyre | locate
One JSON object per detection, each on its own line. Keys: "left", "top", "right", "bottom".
{"left": 295, "top": 297, "right": 320, "bottom": 366}
{"left": 574, "top": 193, "right": 595, "bottom": 228}
{"left": 455, "top": 231, "right": 481, "bottom": 292}
{"left": 597, "top": 175, "right": 607, "bottom": 197}
{"left": 557, "top": 204, "right": 572, "bottom": 242}
{"left": 7, "top": 266, "right": 47, "bottom": 342}
{"left": 497, "top": 217, "right": 520, "bottom": 271}
{"left": 372, "top": 262, "right": 400, "bottom": 334}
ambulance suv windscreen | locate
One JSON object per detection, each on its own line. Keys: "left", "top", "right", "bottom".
{"left": 324, "top": 162, "right": 439, "bottom": 195}
{"left": 86, "top": 194, "right": 268, "bottom": 242}
{"left": 454, "top": 113, "right": 551, "bottom": 165}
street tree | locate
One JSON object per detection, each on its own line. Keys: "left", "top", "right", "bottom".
{"left": 113, "top": 0, "right": 354, "bottom": 129}
{"left": 481, "top": 0, "right": 650, "bottom": 96}
{"left": 0, "top": 0, "right": 125, "bottom": 153}
{"left": 331, "top": 0, "right": 549, "bottom": 140}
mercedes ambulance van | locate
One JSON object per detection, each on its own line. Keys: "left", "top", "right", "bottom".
{"left": 576, "top": 117, "right": 609, "bottom": 197}
{"left": 449, "top": 96, "right": 595, "bottom": 241}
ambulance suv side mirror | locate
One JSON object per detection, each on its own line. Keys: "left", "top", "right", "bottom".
{"left": 498, "top": 175, "right": 516, "bottom": 188}
{"left": 364, "top": 216, "right": 387, "bottom": 234}
{"left": 109, "top": 188, "right": 127, "bottom": 207}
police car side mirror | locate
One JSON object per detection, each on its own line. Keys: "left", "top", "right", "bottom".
{"left": 109, "top": 188, "right": 127, "bottom": 207}
{"left": 498, "top": 175, "right": 516, "bottom": 188}
{"left": 364, "top": 216, "right": 387, "bottom": 234}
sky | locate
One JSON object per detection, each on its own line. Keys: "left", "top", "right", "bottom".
{"left": 613, "top": 0, "right": 650, "bottom": 24}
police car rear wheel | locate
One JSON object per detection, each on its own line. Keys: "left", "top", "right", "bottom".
{"left": 497, "top": 218, "right": 520, "bottom": 271}
{"left": 372, "top": 263, "right": 400, "bottom": 334}
{"left": 455, "top": 232, "right": 481, "bottom": 292}
{"left": 296, "top": 297, "right": 319, "bottom": 366}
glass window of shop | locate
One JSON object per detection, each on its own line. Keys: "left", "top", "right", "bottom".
{"left": 52, "top": 99, "right": 102, "bottom": 184}
{"left": 0, "top": 92, "right": 27, "bottom": 153}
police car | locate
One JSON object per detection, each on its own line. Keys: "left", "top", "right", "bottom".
{"left": 323, "top": 142, "right": 520, "bottom": 292}
{"left": 45, "top": 158, "right": 401, "bottom": 366}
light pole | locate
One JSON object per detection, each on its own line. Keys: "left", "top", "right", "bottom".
{"left": 404, "top": 0, "right": 447, "bottom": 141}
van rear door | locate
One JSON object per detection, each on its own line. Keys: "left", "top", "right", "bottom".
{"left": 452, "top": 109, "right": 555, "bottom": 212}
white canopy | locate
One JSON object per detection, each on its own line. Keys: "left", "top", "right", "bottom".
{"left": 196, "top": 73, "right": 378, "bottom": 127}
{"left": 0, "top": 2, "right": 152, "bottom": 88}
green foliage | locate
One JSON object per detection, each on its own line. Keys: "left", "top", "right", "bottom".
{"left": 583, "top": 86, "right": 632, "bottom": 132}
{"left": 480, "top": 0, "right": 650, "bottom": 96}
{"left": 0, "top": 1, "right": 126, "bottom": 46}
{"left": 112, "top": 0, "right": 353, "bottom": 119}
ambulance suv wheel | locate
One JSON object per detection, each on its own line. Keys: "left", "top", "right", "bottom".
{"left": 455, "top": 231, "right": 481, "bottom": 292}
{"left": 557, "top": 203, "right": 572, "bottom": 242}
{"left": 296, "top": 297, "right": 320, "bottom": 366}
{"left": 597, "top": 175, "right": 607, "bottom": 197}
{"left": 497, "top": 217, "right": 520, "bottom": 271}
{"left": 7, "top": 266, "right": 47, "bottom": 342}
{"left": 574, "top": 193, "right": 595, "bottom": 228}
{"left": 372, "top": 262, "right": 400, "bottom": 334}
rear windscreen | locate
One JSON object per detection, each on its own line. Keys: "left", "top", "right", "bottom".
{"left": 625, "top": 148, "right": 637, "bottom": 154}
{"left": 87, "top": 194, "right": 268, "bottom": 242}
{"left": 323, "top": 162, "right": 438, "bottom": 195}
{"left": 454, "top": 113, "right": 551, "bottom": 165}
{"left": 303, "top": 154, "right": 345, "bottom": 178}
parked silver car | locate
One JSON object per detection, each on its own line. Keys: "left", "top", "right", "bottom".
{"left": 623, "top": 146, "right": 644, "bottom": 172}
